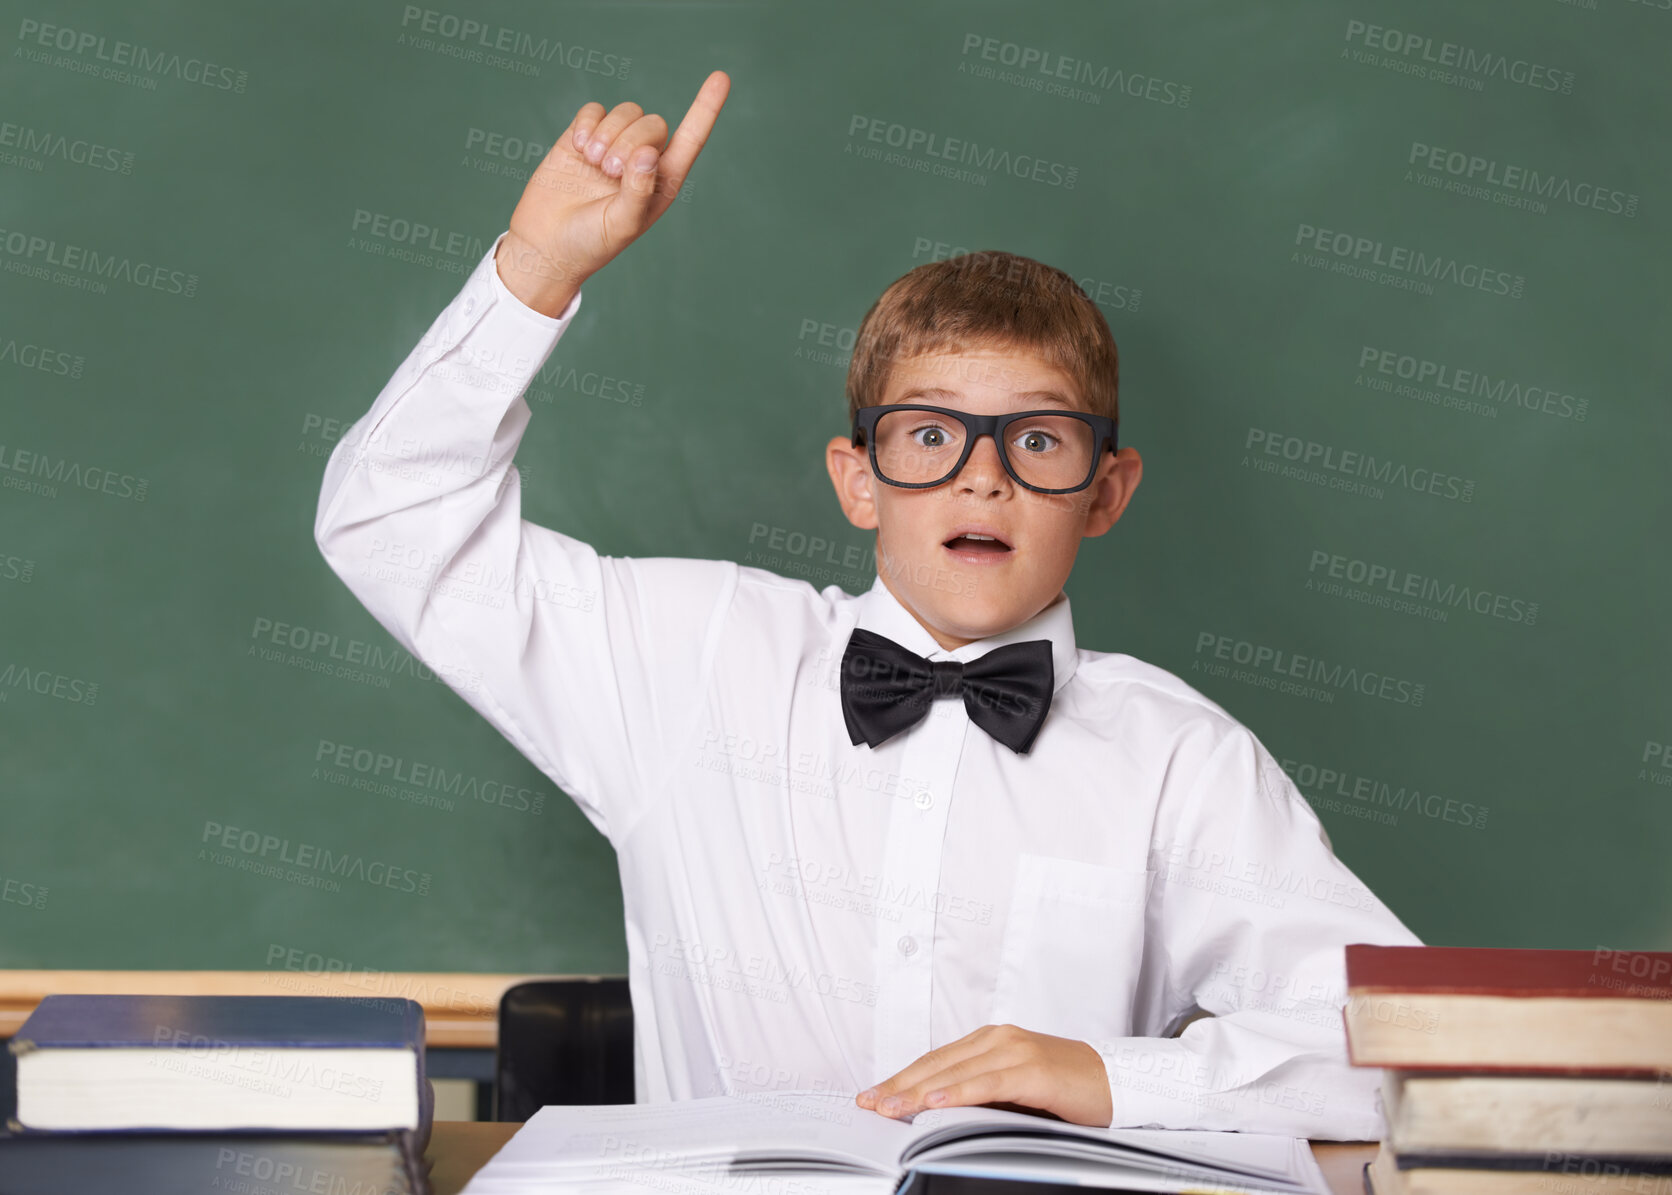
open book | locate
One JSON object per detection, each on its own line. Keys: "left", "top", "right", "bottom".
{"left": 461, "top": 1092, "right": 1332, "bottom": 1195}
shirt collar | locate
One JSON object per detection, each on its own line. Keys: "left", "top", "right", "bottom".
{"left": 851, "top": 573, "right": 1079, "bottom": 695}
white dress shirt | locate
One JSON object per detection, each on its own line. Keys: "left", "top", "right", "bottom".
{"left": 315, "top": 231, "right": 1423, "bottom": 1139}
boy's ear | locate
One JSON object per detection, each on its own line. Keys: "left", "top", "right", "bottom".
{"left": 826, "top": 435, "right": 879, "bottom": 530}
{"left": 1081, "top": 446, "right": 1142, "bottom": 537}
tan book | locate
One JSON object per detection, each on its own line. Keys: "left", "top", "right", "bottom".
{"left": 1383, "top": 1069, "right": 1672, "bottom": 1157}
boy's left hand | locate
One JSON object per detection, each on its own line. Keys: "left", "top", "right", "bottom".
{"left": 856, "top": 1024, "right": 1112, "bottom": 1127}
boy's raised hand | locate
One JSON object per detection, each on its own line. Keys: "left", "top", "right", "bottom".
{"left": 856, "top": 1024, "right": 1114, "bottom": 1128}
{"left": 495, "top": 69, "right": 730, "bottom": 317}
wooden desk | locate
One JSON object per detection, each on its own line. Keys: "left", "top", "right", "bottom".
{"left": 426, "top": 1121, "right": 1377, "bottom": 1195}
{"left": 1301, "top": 1143, "right": 1377, "bottom": 1195}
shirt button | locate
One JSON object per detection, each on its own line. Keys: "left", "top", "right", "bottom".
{"left": 463, "top": 295, "right": 477, "bottom": 315}
{"left": 897, "top": 935, "right": 918, "bottom": 957}
{"left": 912, "top": 789, "right": 934, "bottom": 811}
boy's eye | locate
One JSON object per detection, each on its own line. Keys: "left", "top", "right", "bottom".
{"left": 1013, "top": 427, "right": 1061, "bottom": 454}
{"left": 908, "top": 423, "right": 957, "bottom": 449}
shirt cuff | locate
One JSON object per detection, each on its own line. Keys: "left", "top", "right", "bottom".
{"left": 483, "top": 229, "right": 583, "bottom": 328}
{"left": 1094, "top": 1037, "right": 1202, "bottom": 1130}
{"left": 1094, "top": 1031, "right": 1387, "bottom": 1139}
{"left": 403, "top": 230, "right": 584, "bottom": 404}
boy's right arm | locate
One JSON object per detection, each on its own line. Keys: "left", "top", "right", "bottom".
{"left": 314, "top": 74, "right": 732, "bottom": 841}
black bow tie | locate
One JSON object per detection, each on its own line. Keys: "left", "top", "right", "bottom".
{"left": 839, "top": 628, "right": 1054, "bottom": 754}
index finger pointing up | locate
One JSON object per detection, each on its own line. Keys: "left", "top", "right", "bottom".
{"left": 654, "top": 70, "right": 730, "bottom": 203}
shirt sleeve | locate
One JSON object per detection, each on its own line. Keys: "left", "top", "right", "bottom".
{"left": 1092, "top": 724, "right": 1423, "bottom": 1139}
{"left": 314, "top": 231, "right": 737, "bottom": 844}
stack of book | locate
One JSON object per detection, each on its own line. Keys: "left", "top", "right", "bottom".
{"left": 1, "top": 993, "right": 433, "bottom": 1195}
{"left": 1344, "top": 944, "right": 1672, "bottom": 1194}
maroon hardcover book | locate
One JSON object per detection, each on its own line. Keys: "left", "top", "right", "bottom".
{"left": 1346, "top": 944, "right": 1672, "bottom": 999}
{"left": 1343, "top": 944, "right": 1672, "bottom": 1074}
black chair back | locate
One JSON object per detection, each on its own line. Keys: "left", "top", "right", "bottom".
{"left": 493, "top": 978, "right": 635, "bottom": 1120}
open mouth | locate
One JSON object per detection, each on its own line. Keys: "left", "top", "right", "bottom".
{"left": 942, "top": 532, "right": 1013, "bottom": 557}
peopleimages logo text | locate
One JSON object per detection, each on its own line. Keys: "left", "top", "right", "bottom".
{"left": 846, "top": 116, "right": 1078, "bottom": 188}
{"left": 1342, "top": 20, "right": 1575, "bottom": 93}
{"left": 1194, "top": 632, "right": 1426, "bottom": 706}
{"left": 1281, "top": 758, "right": 1489, "bottom": 830}
{"left": 0, "top": 226, "right": 198, "bottom": 296}
{"left": 1407, "top": 142, "right": 1637, "bottom": 218}
{"left": 1307, "top": 550, "right": 1539, "bottom": 626}
{"left": 200, "top": 821, "right": 431, "bottom": 896}
{"left": 1357, "top": 345, "right": 1588, "bottom": 421}
{"left": 1245, "top": 429, "right": 1474, "bottom": 502}
{"left": 1294, "top": 223, "right": 1524, "bottom": 298}
{"left": 397, "top": 6, "right": 630, "bottom": 76}
{"left": 15, "top": 18, "right": 249, "bottom": 91}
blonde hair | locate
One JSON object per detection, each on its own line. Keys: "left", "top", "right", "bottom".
{"left": 845, "top": 249, "right": 1119, "bottom": 427}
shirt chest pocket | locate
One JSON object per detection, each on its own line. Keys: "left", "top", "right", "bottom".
{"left": 990, "top": 853, "right": 1154, "bottom": 1042}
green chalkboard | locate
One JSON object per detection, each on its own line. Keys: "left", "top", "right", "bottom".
{"left": 2, "top": 0, "right": 1668, "bottom": 976}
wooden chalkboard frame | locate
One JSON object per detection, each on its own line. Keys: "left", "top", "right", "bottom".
{"left": 0, "top": 971, "right": 614, "bottom": 1047}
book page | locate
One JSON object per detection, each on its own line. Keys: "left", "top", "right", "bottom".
{"left": 476, "top": 1092, "right": 913, "bottom": 1177}
{"left": 899, "top": 1106, "right": 1319, "bottom": 1188}
{"left": 460, "top": 1094, "right": 1328, "bottom": 1195}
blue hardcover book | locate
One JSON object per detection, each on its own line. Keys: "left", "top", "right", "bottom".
{"left": 7, "top": 994, "right": 428, "bottom": 1134}
{"left": 0, "top": 1129, "right": 431, "bottom": 1195}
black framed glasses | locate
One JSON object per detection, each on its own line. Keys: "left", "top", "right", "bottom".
{"left": 851, "top": 404, "right": 1118, "bottom": 495}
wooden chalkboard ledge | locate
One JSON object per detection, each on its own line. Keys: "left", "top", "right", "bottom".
{"left": 0, "top": 971, "right": 616, "bottom": 1048}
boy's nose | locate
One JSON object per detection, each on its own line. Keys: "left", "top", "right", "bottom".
{"left": 954, "top": 433, "right": 1009, "bottom": 492}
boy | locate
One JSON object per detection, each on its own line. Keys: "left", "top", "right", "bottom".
{"left": 314, "top": 71, "right": 1421, "bottom": 1138}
